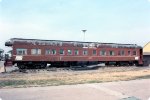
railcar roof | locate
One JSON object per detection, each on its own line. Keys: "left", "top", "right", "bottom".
{"left": 6, "top": 38, "right": 142, "bottom": 48}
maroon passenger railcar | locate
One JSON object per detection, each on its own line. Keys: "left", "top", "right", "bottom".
{"left": 5, "top": 38, "right": 143, "bottom": 69}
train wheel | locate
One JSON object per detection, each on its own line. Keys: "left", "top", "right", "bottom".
{"left": 35, "top": 65, "right": 41, "bottom": 69}
{"left": 40, "top": 63, "right": 47, "bottom": 69}
{"left": 18, "top": 65, "right": 26, "bottom": 69}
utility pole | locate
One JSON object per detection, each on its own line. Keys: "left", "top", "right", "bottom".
{"left": 82, "top": 30, "right": 87, "bottom": 42}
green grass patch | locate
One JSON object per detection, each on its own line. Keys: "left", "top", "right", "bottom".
{"left": 134, "top": 75, "right": 150, "bottom": 79}
{"left": 0, "top": 80, "right": 27, "bottom": 88}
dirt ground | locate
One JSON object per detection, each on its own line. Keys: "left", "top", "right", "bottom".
{"left": 0, "top": 66, "right": 150, "bottom": 88}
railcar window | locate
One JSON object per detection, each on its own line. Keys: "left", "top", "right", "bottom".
{"left": 83, "top": 50, "right": 88, "bottom": 55}
{"left": 118, "top": 50, "right": 124, "bottom": 56}
{"left": 100, "top": 50, "right": 106, "bottom": 56}
{"left": 75, "top": 49, "right": 79, "bottom": 55}
{"left": 31, "top": 49, "right": 41, "bottom": 55}
{"left": 67, "top": 49, "right": 72, "bottom": 55}
{"left": 16, "top": 49, "right": 27, "bottom": 55}
{"left": 121, "top": 50, "right": 124, "bottom": 55}
{"left": 109, "top": 51, "right": 115, "bottom": 56}
{"left": 52, "top": 49, "right": 56, "bottom": 55}
{"left": 45, "top": 49, "right": 51, "bottom": 55}
{"left": 93, "top": 50, "right": 97, "bottom": 55}
{"left": 118, "top": 51, "right": 121, "bottom": 56}
{"left": 128, "top": 51, "right": 131, "bottom": 55}
{"left": 60, "top": 49, "right": 64, "bottom": 55}
{"left": 133, "top": 51, "right": 136, "bottom": 55}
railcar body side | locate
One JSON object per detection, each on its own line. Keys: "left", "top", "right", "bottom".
{"left": 5, "top": 38, "right": 143, "bottom": 69}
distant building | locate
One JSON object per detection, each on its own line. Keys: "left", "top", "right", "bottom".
{"left": 143, "top": 42, "right": 150, "bottom": 66}
{"left": 0, "top": 49, "right": 4, "bottom": 60}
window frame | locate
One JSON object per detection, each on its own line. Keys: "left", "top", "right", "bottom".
{"left": 121, "top": 50, "right": 125, "bottom": 56}
{"left": 31, "top": 49, "right": 41, "bottom": 55}
{"left": 118, "top": 50, "right": 125, "bottom": 56}
{"left": 100, "top": 50, "right": 106, "bottom": 56}
{"left": 74, "top": 49, "right": 79, "bottom": 55}
{"left": 45, "top": 49, "right": 51, "bottom": 55}
{"left": 59, "top": 49, "right": 65, "bottom": 55}
{"left": 67, "top": 49, "right": 72, "bottom": 55}
{"left": 128, "top": 51, "right": 131, "bottom": 56}
{"left": 109, "top": 50, "right": 115, "bottom": 56}
{"left": 133, "top": 50, "right": 137, "bottom": 56}
{"left": 83, "top": 50, "right": 88, "bottom": 55}
{"left": 16, "top": 48, "right": 27, "bottom": 55}
{"left": 51, "top": 49, "right": 56, "bottom": 55}
{"left": 92, "top": 50, "right": 97, "bottom": 55}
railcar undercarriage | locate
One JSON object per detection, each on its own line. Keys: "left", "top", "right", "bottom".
{"left": 15, "top": 61, "right": 140, "bottom": 69}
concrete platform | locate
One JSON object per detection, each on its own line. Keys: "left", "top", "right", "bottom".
{"left": 0, "top": 79, "right": 150, "bottom": 100}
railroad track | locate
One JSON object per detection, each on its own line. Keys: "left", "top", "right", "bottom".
{"left": 8, "top": 65, "right": 149, "bottom": 74}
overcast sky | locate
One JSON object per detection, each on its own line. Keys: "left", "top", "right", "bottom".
{"left": 0, "top": 0, "right": 150, "bottom": 51}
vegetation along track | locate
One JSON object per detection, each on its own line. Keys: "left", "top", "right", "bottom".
{"left": 0, "top": 66, "right": 150, "bottom": 88}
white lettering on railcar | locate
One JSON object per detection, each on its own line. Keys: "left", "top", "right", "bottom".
{"left": 135, "top": 57, "right": 139, "bottom": 60}
{"left": 15, "top": 56, "right": 23, "bottom": 60}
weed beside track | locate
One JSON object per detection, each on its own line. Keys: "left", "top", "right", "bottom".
{"left": 0, "top": 66, "right": 150, "bottom": 88}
